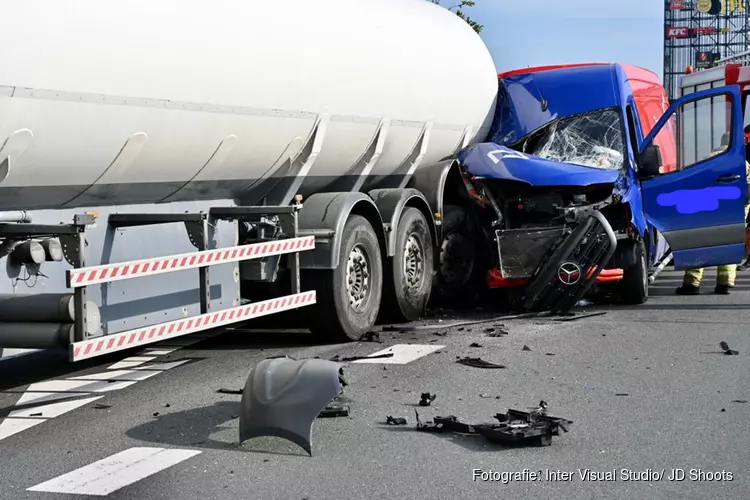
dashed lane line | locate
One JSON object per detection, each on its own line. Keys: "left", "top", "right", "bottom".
{"left": 27, "top": 447, "right": 202, "bottom": 496}
{"left": 351, "top": 344, "right": 445, "bottom": 364}
{"left": 0, "top": 330, "right": 223, "bottom": 443}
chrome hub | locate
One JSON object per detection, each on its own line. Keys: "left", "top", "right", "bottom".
{"left": 346, "top": 244, "right": 370, "bottom": 310}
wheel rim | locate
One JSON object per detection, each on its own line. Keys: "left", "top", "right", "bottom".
{"left": 403, "top": 233, "right": 425, "bottom": 294}
{"left": 439, "top": 231, "right": 474, "bottom": 289}
{"left": 346, "top": 244, "right": 370, "bottom": 310}
{"left": 640, "top": 252, "right": 648, "bottom": 293}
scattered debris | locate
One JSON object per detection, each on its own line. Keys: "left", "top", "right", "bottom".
{"left": 358, "top": 331, "right": 382, "bottom": 343}
{"left": 731, "top": 399, "right": 748, "bottom": 404}
{"left": 329, "top": 353, "right": 395, "bottom": 363}
{"left": 576, "top": 298, "right": 594, "bottom": 307}
{"left": 29, "top": 412, "right": 42, "bottom": 417}
{"left": 486, "top": 327, "right": 509, "bottom": 337}
{"left": 721, "top": 408, "right": 726, "bottom": 412}
{"left": 720, "top": 341, "right": 739, "bottom": 355}
{"left": 415, "top": 405, "right": 572, "bottom": 447}
{"left": 545, "top": 353, "right": 555, "bottom": 356}
{"left": 93, "top": 404, "right": 112, "bottom": 410}
{"left": 615, "top": 393, "right": 629, "bottom": 397}
{"left": 386, "top": 416, "right": 407, "bottom": 426}
{"left": 433, "top": 331, "right": 448, "bottom": 337}
{"left": 152, "top": 412, "right": 159, "bottom": 417}
{"left": 419, "top": 393, "right": 437, "bottom": 406}
{"left": 456, "top": 356, "right": 506, "bottom": 369}
{"left": 522, "top": 345, "right": 532, "bottom": 351}
{"left": 479, "top": 393, "right": 492, "bottom": 399}
{"left": 383, "top": 325, "right": 417, "bottom": 332}
{"left": 318, "top": 402, "right": 350, "bottom": 418}
{"left": 469, "top": 342, "right": 482, "bottom": 348}
{"left": 217, "top": 388, "right": 244, "bottom": 395}
{"left": 164, "top": 403, "right": 171, "bottom": 408}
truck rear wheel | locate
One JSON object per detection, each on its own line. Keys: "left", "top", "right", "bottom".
{"left": 305, "top": 215, "right": 383, "bottom": 342}
{"left": 380, "top": 207, "right": 434, "bottom": 323}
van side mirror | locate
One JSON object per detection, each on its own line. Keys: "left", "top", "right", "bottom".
{"left": 638, "top": 144, "right": 662, "bottom": 178}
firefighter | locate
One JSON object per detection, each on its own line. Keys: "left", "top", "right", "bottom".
{"left": 677, "top": 133, "right": 750, "bottom": 295}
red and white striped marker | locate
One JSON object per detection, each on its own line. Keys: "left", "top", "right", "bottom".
{"left": 67, "top": 236, "right": 314, "bottom": 288}
{"left": 70, "top": 290, "right": 316, "bottom": 361}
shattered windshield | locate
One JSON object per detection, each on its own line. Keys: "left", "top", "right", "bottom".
{"left": 523, "top": 108, "right": 626, "bottom": 170}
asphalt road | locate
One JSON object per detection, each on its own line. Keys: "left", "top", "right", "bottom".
{"left": 0, "top": 268, "right": 749, "bottom": 500}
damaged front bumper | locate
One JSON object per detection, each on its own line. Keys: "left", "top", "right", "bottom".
{"left": 488, "top": 210, "right": 619, "bottom": 313}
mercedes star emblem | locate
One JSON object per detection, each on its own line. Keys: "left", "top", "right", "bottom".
{"left": 557, "top": 262, "right": 582, "bottom": 286}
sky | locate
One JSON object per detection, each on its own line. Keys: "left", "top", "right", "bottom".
{"left": 465, "top": 0, "right": 665, "bottom": 79}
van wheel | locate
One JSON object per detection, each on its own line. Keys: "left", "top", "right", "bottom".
{"left": 616, "top": 239, "right": 649, "bottom": 305}
{"left": 432, "top": 204, "right": 485, "bottom": 306}
{"left": 304, "top": 215, "right": 383, "bottom": 342}
{"left": 380, "top": 207, "right": 434, "bottom": 323}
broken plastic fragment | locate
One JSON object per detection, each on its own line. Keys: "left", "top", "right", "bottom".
{"left": 456, "top": 356, "right": 506, "bottom": 369}
{"left": 239, "top": 357, "right": 343, "bottom": 456}
{"left": 720, "top": 341, "right": 739, "bottom": 355}
{"left": 419, "top": 393, "right": 437, "bottom": 406}
{"left": 386, "top": 416, "right": 407, "bottom": 426}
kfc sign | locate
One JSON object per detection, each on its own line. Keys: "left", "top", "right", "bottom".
{"left": 666, "top": 26, "right": 691, "bottom": 38}
{"left": 669, "top": 0, "right": 686, "bottom": 9}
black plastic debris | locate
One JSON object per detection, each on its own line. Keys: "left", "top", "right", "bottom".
{"left": 486, "top": 327, "right": 509, "bottom": 337}
{"left": 318, "top": 402, "right": 350, "bottom": 418}
{"left": 153, "top": 412, "right": 160, "bottom": 417}
{"left": 386, "top": 416, "right": 407, "bottom": 425}
{"left": 419, "top": 393, "right": 437, "bottom": 406}
{"left": 545, "top": 353, "right": 555, "bottom": 356}
{"left": 358, "top": 331, "right": 382, "bottom": 343}
{"left": 329, "top": 352, "right": 394, "bottom": 362}
{"left": 93, "top": 404, "right": 111, "bottom": 410}
{"left": 470, "top": 342, "right": 482, "bottom": 348}
{"left": 217, "top": 388, "right": 244, "bottom": 395}
{"left": 731, "top": 399, "right": 748, "bottom": 404}
{"left": 522, "top": 345, "right": 532, "bottom": 351}
{"left": 615, "top": 393, "right": 629, "bottom": 397}
{"left": 415, "top": 405, "right": 572, "bottom": 447}
{"left": 456, "top": 356, "right": 506, "bottom": 369}
{"left": 720, "top": 341, "right": 739, "bottom": 355}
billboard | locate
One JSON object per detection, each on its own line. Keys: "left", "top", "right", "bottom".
{"left": 695, "top": 51, "right": 722, "bottom": 68}
{"left": 669, "top": 0, "right": 687, "bottom": 9}
{"left": 696, "top": 0, "right": 745, "bottom": 14}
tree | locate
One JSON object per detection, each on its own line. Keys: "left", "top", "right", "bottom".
{"left": 428, "top": 0, "right": 483, "bottom": 34}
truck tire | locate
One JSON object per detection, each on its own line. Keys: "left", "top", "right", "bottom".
{"left": 614, "top": 239, "right": 649, "bottom": 305}
{"left": 380, "top": 207, "right": 434, "bottom": 323}
{"left": 305, "top": 215, "right": 383, "bottom": 342}
{"left": 431, "top": 204, "right": 485, "bottom": 306}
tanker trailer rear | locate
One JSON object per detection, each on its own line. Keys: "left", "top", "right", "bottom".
{"left": 0, "top": 0, "right": 497, "bottom": 358}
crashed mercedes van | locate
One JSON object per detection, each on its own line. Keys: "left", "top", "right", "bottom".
{"left": 438, "top": 63, "right": 748, "bottom": 313}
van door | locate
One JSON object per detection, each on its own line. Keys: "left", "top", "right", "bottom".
{"left": 637, "top": 85, "right": 747, "bottom": 269}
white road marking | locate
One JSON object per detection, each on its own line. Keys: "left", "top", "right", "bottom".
{"left": 351, "top": 344, "right": 445, "bottom": 364}
{"left": 132, "top": 360, "right": 190, "bottom": 371}
{"left": 69, "top": 369, "right": 162, "bottom": 382}
{"left": 9, "top": 396, "right": 103, "bottom": 418}
{"left": 27, "top": 379, "right": 138, "bottom": 393}
{"left": 0, "top": 348, "right": 39, "bottom": 360}
{"left": 27, "top": 447, "right": 202, "bottom": 496}
{"left": 0, "top": 417, "right": 46, "bottom": 440}
{"left": 16, "top": 391, "right": 90, "bottom": 406}
{"left": 141, "top": 348, "right": 177, "bottom": 356}
{"left": 108, "top": 356, "right": 157, "bottom": 370}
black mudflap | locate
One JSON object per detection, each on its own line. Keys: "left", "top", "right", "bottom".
{"left": 523, "top": 211, "right": 617, "bottom": 314}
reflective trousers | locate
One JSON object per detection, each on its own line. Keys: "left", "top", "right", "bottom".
{"left": 683, "top": 203, "right": 750, "bottom": 288}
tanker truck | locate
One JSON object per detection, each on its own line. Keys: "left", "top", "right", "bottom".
{"left": 0, "top": 0, "right": 498, "bottom": 360}
{"left": 2, "top": 0, "right": 749, "bottom": 362}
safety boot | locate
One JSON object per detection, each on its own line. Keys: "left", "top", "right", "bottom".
{"left": 675, "top": 284, "right": 700, "bottom": 295}
{"left": 715, "top": 284, "right": 732, "bottom": 295}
